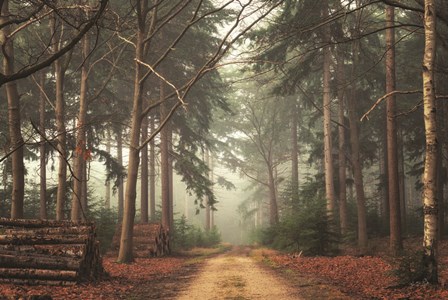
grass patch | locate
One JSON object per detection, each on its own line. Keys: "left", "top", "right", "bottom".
{"left": 178, "top": 243, "right": 232, "bottom": 257}
{"left": 249, "top": 247, "right": 280, "bottom": 260}
{"left": 181, "top": 243, "right": 232, "bottom": 265}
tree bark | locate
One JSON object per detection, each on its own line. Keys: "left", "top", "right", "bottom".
{"left": 39, "top": 71, "right": 47, "bottom": 220}
{"left": 160, "top": 80, "right": 171, "bottom": 231}
{"left": 51, "top": 15, "right": 68, "bottom": 221}
{"left": 140, "top": 101, "right": 149, "bottom": 224}
{"left": 210, "top": 154, "right": 215, "bottom": 227}
{"left": 422, "top": 0, "right": 438, "bottom": 283}
{"left": 386, "top": 5, "right": 402, "bottom": 254}
{"left": 105, "top": 130, "right": 111, "bottom": 210}
{"left": 71, "top": 28, "right": 90, "bottom": 222}
{"left": 149, "top": 116, "right": 156, "bottom": 221}
{"left": 268, "top": 166, "right": 279, "bottom": 225}
{"left": 398, "top": 127, "right": 407, "bottom": 231}
{"left": 322, "top": 0, "right": 336, "bottom": 218}
{"left": 118, "top": 0, "right": 158, "bottom": 262}
{"left": 290, "top": 100, "right": 299, "bottom": 202}
{"left": 205, "top": 149, "right": 211, "bottom": 232}
{"left": 336, "top": 49, "right": 348, "bottom": 236}
{"left": 117, "top": 127, "right": 124, "bottom": 221}
{"left": 168, "top": 126, "right": 174, "bottom": 231}
{"left": 81, "top": 158, "right": 87, "bottom": 221}
{"left": 349, "top": 35, "right": 368, "bottom": 252}
{"left": 117, "top": 20, "right": 145, "bottom": 263}
{"left": 1, "top": 0, "right": 25, "bottom": 219}
{"left": 380, "top": 127, "right": 390, "bottom": 232}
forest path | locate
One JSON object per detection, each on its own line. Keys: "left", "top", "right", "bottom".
{"left": 175, "top": 247, "right": 302, "bottom": 300}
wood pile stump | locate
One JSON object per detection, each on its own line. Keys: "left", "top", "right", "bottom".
{"left": 0, "top": 218, "right": 104, "bottom": 285}
{"left": 111, "top": 223, "right": 170, "bottom": 258}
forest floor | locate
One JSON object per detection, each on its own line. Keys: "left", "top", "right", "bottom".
{"left": 2, "top": 238, "right": 448, "bottom": 299}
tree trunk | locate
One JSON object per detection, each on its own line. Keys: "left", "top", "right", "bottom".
{"left": 117, "top": 29, "right": 145, "bottom": 263}
{"left": 398, "top": 127, "right": 407, "bottom": 231}
{"left": 268, "top": 166, "right": 279, "bottom": 225}
{"left": 205, "top": 149, "right": 211, "bottom": 232}
{"left": 385, "top": 5, "right": 402, "bottom": 254}
{"left": 336, "top": 49, "right": 348, "bottom": 236}
{"left": 1, "top": 0, "right": 25, "bottom": 219}
{"left": 421, "top": 0, "right": 438, "bottom": 284}
{"left": 117, "top": 127, "right": 124, "bottom": 221}
{"left": 160, "top": 80, "right": 171, "bottom": 231}
{"left": 71, "top": 31, "right": 90, "bottom": 222}
{"left": 290, "top": 100, "right": 299, "bottom": 202}
{"left": 322, "top": 0, "right": 336, "bottom": 218}
{"left": 52, "top": 16, "right": 68, "bottom": 221}
{"left": 168, "top": 125, "right": 174, "bottom": 231}
{"left": 348, "top": 37, "right": 368, "bottom": 252}
{"left": 140, "top": 103, "right": 149, "bottom": 224}
{"left": 81, "top": 158, "right": 88, "bottom": 221}
{"left": 105, "top": 130, "right": 111, "bottom": 210}
{"left": 149, "top": 116, "right": 156, "bottom": 221}
{"left": 210, "top": 154, "right": 215, "bottom": 227}
{"left": 380, "top": 128, "right": 390, "bottom": 232}
{"left": 39, "top": 71, "right": 47, "bottom": 220}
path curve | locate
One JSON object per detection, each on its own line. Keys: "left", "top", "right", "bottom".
{"left": 176, "top": 250, "right": 302, "bottom": 300}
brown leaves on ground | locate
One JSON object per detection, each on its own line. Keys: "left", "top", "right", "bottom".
{"left": 0, "top": 256, "right": 185, "bottom": 299}
{"left": 267, "top": 239, "right": 448, "bottom": 299}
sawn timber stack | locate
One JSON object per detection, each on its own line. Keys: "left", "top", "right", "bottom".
{"left": 111, "top": 223, "right": 170, "bottom": 257}
{"left": 0, "top": 218, "right": 104, "bottom": 285}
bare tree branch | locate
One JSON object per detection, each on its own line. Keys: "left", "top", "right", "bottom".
{"left": 361, "top": 90, "right": 422, "bottom": 121}
{"left": 0, "top": 0, "right": 108, "bottom": 85}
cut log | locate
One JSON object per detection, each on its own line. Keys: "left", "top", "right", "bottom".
{"left": 0, "top": 218, "right": 92, "bottom": 228}
{"left": 0, "top": 218, "right": 104, "bottom": 285}
{"left": 110, "top": 222, "right": 169, "bottom": 258}
{"left": 0, "top": 277, "right": 77, "bottom": 286}
{"left": 0, "top": 268, "right": 78, "bottom": 281}
{"left": 1, "top": 226, "right": 92, "bottom": 236}
{"left": 0, "top": 251, "right": 81, "bottom": 270}
{"left": 0, "top": 234, "right": 90, "bottom": 245}
{"left": 0, "top": 244, "right": 86, "bottom": 257}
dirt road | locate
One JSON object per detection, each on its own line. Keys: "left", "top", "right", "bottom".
{"left": 176, "top": 250, "right": 302, "bottom": 300}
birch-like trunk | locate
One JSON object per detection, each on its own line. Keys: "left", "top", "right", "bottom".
{"left": 422, "top": 0, "right": 438, "bottom": 284}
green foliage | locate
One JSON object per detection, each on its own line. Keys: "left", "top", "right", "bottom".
{"left": 256, "top": 196, "right": 339, "bottom": 256}
{"left": 392, "top": 250, "right": 429, "bottom": 286}
{"left": 86, "top": 203, "right": 118, "bottom": 255}
{"left": 171, "top": 215, "right": 221, "bottom": 251}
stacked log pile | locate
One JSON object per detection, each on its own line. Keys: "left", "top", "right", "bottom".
{"left": 0, "top": 218, "right": 104, "bottom": 285}
{"left": 111, "top": 223, "right": 170, "bottom": 258}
